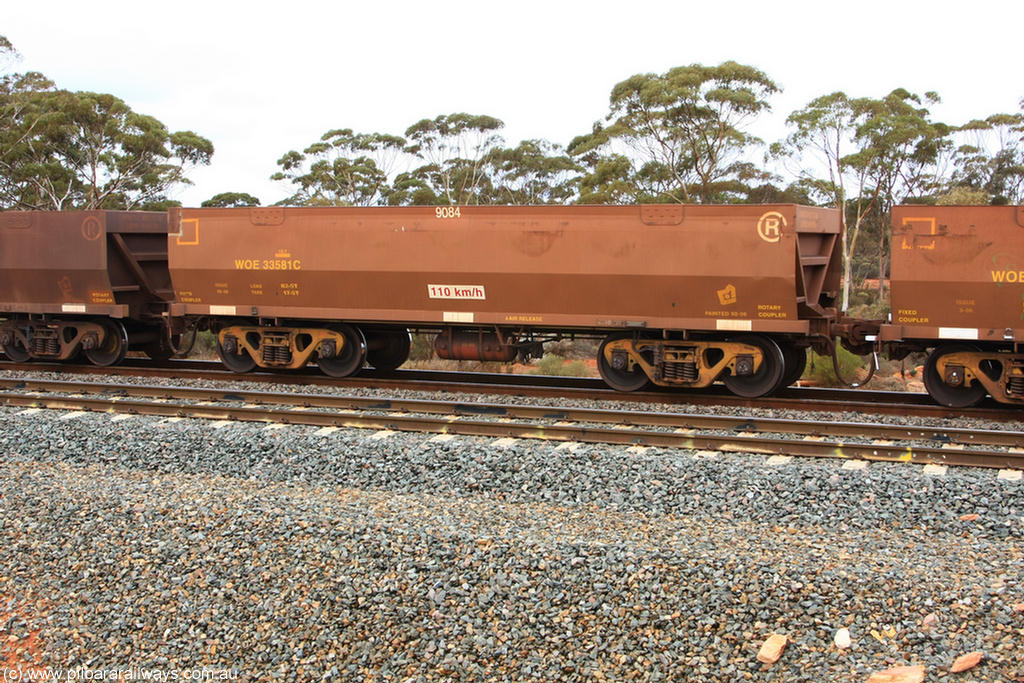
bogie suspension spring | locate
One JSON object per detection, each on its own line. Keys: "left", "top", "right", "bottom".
{"left": 30, "top": 330, "right": 59, "bottom": 356}
{"left": 261, "top": 341, "right": 292, "bottom": 365}
{"left": 663, "top": 360, "right": 698, "bottom": 382}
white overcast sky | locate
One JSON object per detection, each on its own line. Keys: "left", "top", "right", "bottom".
{"left": 4, "top": 0, "right": 1022, "bottom": 206}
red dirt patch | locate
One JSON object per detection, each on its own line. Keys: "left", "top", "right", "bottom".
{"left": 1, "top": 593, "right": 49, "bottom": 670}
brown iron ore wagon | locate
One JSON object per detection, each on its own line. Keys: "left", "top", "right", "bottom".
{"left": 0, "top": 210, "right": 174, "bottom": 365}
{"left": 882, "top": 205, "right": 1024, "bottom": 407}
{"left": 167, "top": 204, "right": 853, "bottom": 397}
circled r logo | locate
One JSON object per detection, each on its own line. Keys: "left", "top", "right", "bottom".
{"left": 757, "top": 211, "right": 786, "bottom": 243}
{"left": 81, "top": 216, "right": 101, "bottom": 241}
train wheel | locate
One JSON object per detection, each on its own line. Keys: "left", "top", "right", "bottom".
{"left": 723, "top": 335, "right": 785, "bottom": 398}
{"left": 85, "top": 320, "right": 128, "bottom": 367}
{"left": 1, "top": 336, "right": 30, "bottom": 362}
{"left": 597, "top": 336, "right": 650, "bottom": 392}
{"left": 923, "top": 344, "right": 986, "bottom": 408}
{"left": 780, "top": 345, "right": 808, "bottom": 388}
{"left": 318, "top": 324, "right": 366, "bottom": 378}
{"left": 217, "top": 336, "right": 257, "bottom": 373}
{"left": 366, "top": 330, "right": 411, "bottom": 371}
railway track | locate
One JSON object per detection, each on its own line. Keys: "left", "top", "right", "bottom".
{"left": 1, "top": 376, "right": 1022, "bottom": 471}
{"left": 2, "top": 358, "right": 1021, "bottom": 421}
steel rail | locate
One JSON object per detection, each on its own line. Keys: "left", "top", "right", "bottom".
{"left": 1, "top": 377, "right": 1022, "bottom": 449}
{"left": 1, "top": 383, "right": 1021, "bottom": 471}
{"left": 1, "top": 359, "right": 1020, "bottom": 420}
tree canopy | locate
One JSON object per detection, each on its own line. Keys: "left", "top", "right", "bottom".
{"left": 0, "top": 35, "right": 213, "bottom": 211}
{"left": 397, "top": 113, "right": 506, "bottom": 205}
{"left": 271, "top": 128, "right": 405, "bottom": 206}
{"left": 201, "top": 191, "right": 261, "bottom": 208}
{"left": 946, "top": 107, "right": 1024, "bottom": 204}
{"left": 272, "top": 114, "right": 580, "bottom": 207}
{"left": 569, "top": 61, "right": 779, "bottom": 203}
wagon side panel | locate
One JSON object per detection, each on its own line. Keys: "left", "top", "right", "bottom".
{"left": 884, "top": 205, "right": 1024, "bottom": 343}
{"left": 168, "top": 204, "right": 833, "bottom": 334}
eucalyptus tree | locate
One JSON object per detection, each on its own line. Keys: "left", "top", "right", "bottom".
{"left": 397, "top": 113, "right": 504, "bottom": 205}
{"left": 486, "top": 139, "right": 580, "bottom": 204}
{"left": 1, "top": 38, "right": 213, "bottom": 211}
{"left": 855, "top": 90, "right": 951, "bottom": 204}
{"left": 571, "top": 62, "right": 779, "bottom": 203}
{"left": 774, "top": 92, "right": 879, "bottom": 309}
{"left": 946, "top": 103, "right": 1024, "bottom": 204}
{"left": 272, "top": 128, "right": 405, "bottom": 206}
{"left": 0, "top": 69, "right": 58, "bottom": 208}
{"left": 776, "top": 89, "right": 950, "bottom": 309}
{"left": 1, "top": 34, "right": 17, "bottom": 71}
{"left": 856, "top": 90, "right": 950, "bottom": 296}
{"left": 2, "top": 88, "right": 212, "bottom": 210}
{"left": 69, "top": 92, "right": 213, "bottom": 209}
{"left": 202, "top": 191, "right": 261, "bottom": 208}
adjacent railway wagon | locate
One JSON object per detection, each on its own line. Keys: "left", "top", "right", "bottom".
{"left": 166, "top": 204, "right": 846, "bottom": 397}
{"left": 0, "top": 210, "right": 173, "bottom": 365}
{"left": 881, "top": 205, "right": 1024, "bottom": 407}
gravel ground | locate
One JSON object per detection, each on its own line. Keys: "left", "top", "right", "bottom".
{"left": 1, "top": 375, "right": 1022, "bottom": 682}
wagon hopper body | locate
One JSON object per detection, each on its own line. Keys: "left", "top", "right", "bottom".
{"left": 0, "top": 210, "right": 173, "bottom": 365}
{"left": 882, "top": 205, "right": 1024, "bottom": 406}
{"left": 169, "top": 204, "right": 842, "bottom": 396}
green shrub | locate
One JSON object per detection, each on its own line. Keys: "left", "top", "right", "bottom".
{"left": 544, "top": 338, "right": 599, "bottom": 360}
{"left": 805, "top": 344, "right": 872, "bottom": 387}
{"left": 847, "top": 299, "right": 891, "bottom": 321}
{"left": 409, "top": 333, "right": 435, "bottom": 361}
{"left": 528, "top": 353, "right": 593, "bottom": 377}
{"left": 192, "top": 331, "right": 219, "bottom": 359}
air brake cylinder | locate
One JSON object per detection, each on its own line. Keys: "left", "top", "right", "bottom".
{"left": 434, "top": 329, "right": 516, "bottom": 362}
